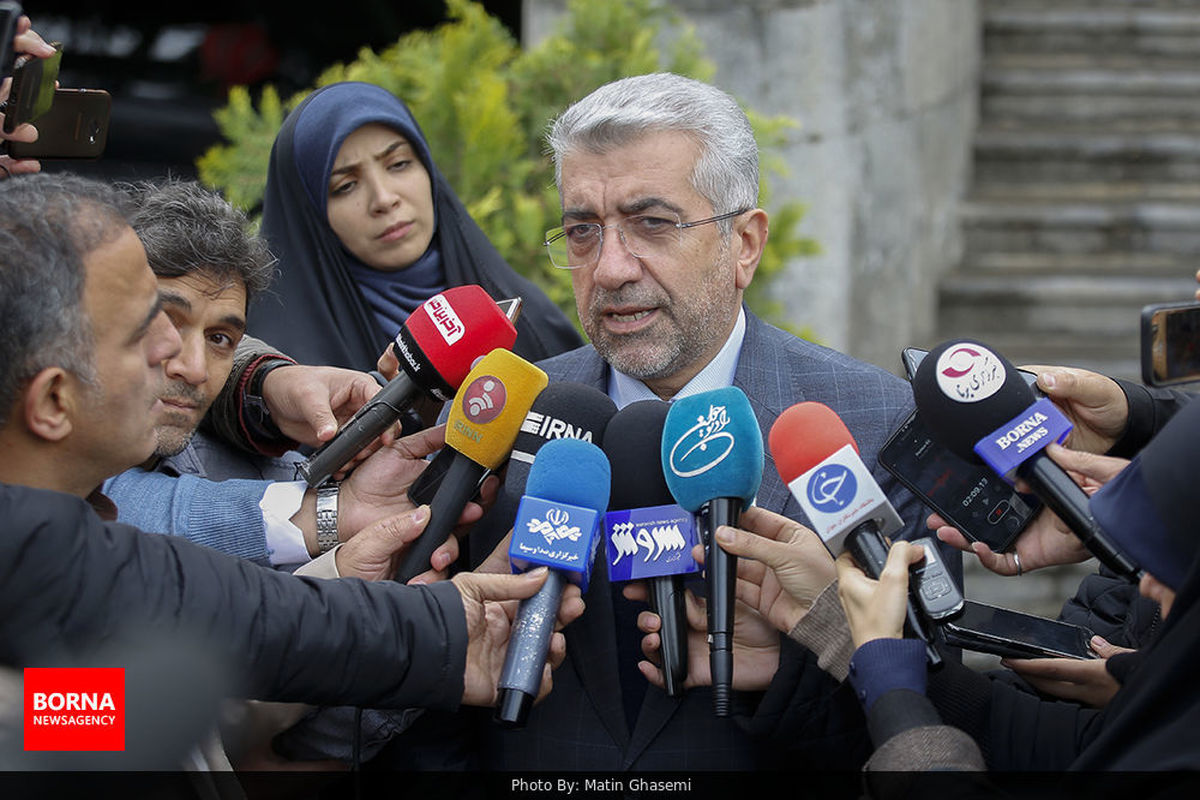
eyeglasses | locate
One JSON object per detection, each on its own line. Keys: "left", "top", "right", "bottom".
{"left": 543, "top": 207, "right": 752, "bottom": 269}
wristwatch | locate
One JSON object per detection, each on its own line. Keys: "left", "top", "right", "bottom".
{"left": 315, "top": 482, "right": 340, "bottom": 554}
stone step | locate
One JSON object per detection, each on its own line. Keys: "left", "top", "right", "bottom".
{"left": 973, "top": 180, "right": 1200, "bottom": 204}
{"left": 926, "top": 325, "right": 1143, "bottom": 381}
{"left": 985, "top": 7, "right": 1200, "bottom": 59}
{"left": 982, "top": 65, "right": 1200, "bottom": 125}
{"left": 962, "top": 200, "right": 1200, "bottom": 256}
{"left": 962, "top": 249, "right": 1199, "bottom": 279}
{"left": 974, "top": 130, "right": 1200, "bottom": 183}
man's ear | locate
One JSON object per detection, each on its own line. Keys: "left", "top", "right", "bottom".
{"left": 23, "top": 368, "right": 76, "bottom": 443}
{"left": 733, "top": 209, "right": 769, "bottom": 291}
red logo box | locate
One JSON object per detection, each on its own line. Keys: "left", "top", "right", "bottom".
{"left": 24, "top": 668, "right": 125, "bottom": 751}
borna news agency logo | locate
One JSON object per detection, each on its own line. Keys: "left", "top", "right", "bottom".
{"left": 668, "top": 404, "right": 735, "bottom": 479}
{"left": 526, "top": 506, "right": 583, "bottom": 545}
{"left": 935, "top": 343, "right": 1005, "bottom": 403}
{"left": 461, "top": 375, "right": 507, "bottom": 425}
{"left": 805, "top": 464, "right": 858, "bottom": 514}
{"left": 23, "top": 667, "right": 125, "bottom": 751}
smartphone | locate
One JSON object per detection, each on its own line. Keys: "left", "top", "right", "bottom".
{"left": 908, "top": 536, "right": 964, "bottom": 620}
{"left": 938, "top": 600, "right": 1096, "bottom": 660}
{"left": 6, "top": 88, "right": 110, "bottom": 159}
{"left": 407, "top": 444, "right": 491, "bottom": 507}
{"left": 2, "top": 41, "right": 61, "bottom": 133}
{"left": 882, "top": 348, "right": 1042, "bottom": 553}
{"left": 1141, "top": 301, "right": 1200, "bottom": 387}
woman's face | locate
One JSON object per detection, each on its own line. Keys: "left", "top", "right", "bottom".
{"left": 326, "top": 123, "right": 436, "bottom": 271}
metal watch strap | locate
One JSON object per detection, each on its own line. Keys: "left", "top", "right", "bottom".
{"left": 315, "top": 482, "right": 340, "bottom": 554}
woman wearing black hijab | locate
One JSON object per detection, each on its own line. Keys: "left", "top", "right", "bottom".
{"left": 248, "top": 81, "right": 581, "bottom": 371}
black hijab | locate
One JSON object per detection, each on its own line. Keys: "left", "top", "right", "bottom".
{"left": 249, "top": 81, "right": 581, "bottom": 370}
{"left": 1071, "top": 398, "right": 1200, "bottom": 770}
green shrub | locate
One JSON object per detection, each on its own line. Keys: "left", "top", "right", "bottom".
{"left": 198, "top": 0, "right": 818, "bottom": 330}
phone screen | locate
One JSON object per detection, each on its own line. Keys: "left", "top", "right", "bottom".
{"left": 880, "top": 412, "right": 1039, "bottom": 553}
{"left": 1142, "top": 302, "right": 1200, "bottom": 386}
{"left": 947, "top": 601, "right": 1095, "bottom": 660}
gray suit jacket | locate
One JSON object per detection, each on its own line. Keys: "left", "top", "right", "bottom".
{"left": 422, "top": 309, "right": 950, "bottom": 771}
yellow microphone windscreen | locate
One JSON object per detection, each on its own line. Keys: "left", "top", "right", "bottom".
{"left": 445, "top": 349, "right": 549, "bottom": 469}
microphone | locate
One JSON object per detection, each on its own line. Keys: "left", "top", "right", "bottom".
{"left": 299, "top": 285, "right": 518, "bottom": 487}
{"left": 495, "top": 437, "right": 611, "bottom": 727}
{"left": 910, "top": 339, "right": 1141, "bottom": 580}
{"left": 602, "top": 400, "right": 700, "bottom": 698}
{"left": 769, "top": 402, "right": 941, "bottom": 667}
{"left": 394, "top": 348, "right": 548, "bottom": 583}
{"left": 505, "top": 382, "right": 618, "bottom": 499}
{"left": 661, "top": 387, "right": 763, "bottom": 717}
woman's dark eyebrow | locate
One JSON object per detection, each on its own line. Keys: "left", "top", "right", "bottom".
{"left": 330, "top": 140, "right": 413, "bottom": 179}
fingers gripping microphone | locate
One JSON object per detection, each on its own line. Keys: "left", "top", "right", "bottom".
{"left": 394, "top": 349, "right": 548, "bottom": 583}
{"left": 299, "top": 285, "right": 518, "bottom": 487}
{"left": 602, "top": 400, "right": 700, "bottom": 698}
{"left": 496, "top": 438, "right": 611, "bottom": 727}
{"left": 911, "top": 340, "right": 1141, "bottom": 581}
{"left": 662, "top": 388, "right": 763, "bottom": 717}
{"left": 770, "top": 402, "right": 941, "bottom": 667}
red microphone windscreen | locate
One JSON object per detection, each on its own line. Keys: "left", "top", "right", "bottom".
{"left": 402, "top": 285, "right": 518, "bottom": 391}
{"left": 769, "top": 402, "right": 860, "bottom": 483}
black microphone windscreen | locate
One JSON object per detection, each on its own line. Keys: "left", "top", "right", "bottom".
{"left": 602, "top": 400, "right": 673, "bottom": 510}
{"left": 506, "top": 382, "right": 617, "bottom": 497}
{"left": 911, "top": 339, "right": 1035, "bottom": 462}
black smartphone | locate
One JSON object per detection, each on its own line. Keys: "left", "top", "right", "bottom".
{"left": 1141, "top": 301, "right": 1200, "bottom": 387}
{"left": 908, "top": 536, "right": 964, "bottom": 620}
{"left": 6, "top": 88, "right": 109, "bottom": 159}
{"left": 2, "top": 41, "right": 61, "bottom": 133}
{"left": 938, "top": 600, "right": 1096, "bottom": 660}
{"left": 881, "top": 347, "right": 1043, "bottom": 553}
{"left": 407, "top": 445, "right": 491, "bottom": 507}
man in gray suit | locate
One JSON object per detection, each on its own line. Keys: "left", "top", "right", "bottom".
{"left": 394, "top": 72, "right": 954, "bottom": 773}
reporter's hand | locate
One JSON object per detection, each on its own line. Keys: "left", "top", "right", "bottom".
{"left": 835, "top": 541, "right": 926, "bottom": 648}
{"left": 473, "top": 531, "right": 586, "bottom": 631}
{"left": 333, "top": 506, "right": 445, "bottom": 582}
{"left": 1025, "top": 365, "right": 1129, "bottom": 454}
{"left": 1002, "top": 636, "right": 1133, "bottom": 708}
{"left": 452, "top": 568, "right": 571, "bottom": 707}
{"left": 261, "top": 364, "right": 382, "bottom": 449}
{"left": 707, "top": 506, "right": 837, "bottom": 634}
{"left": 931, "top": 443, "right": 1128, "bottom": 576}
{"left": 629, "top": 586, "right": 781, "bottom": 692}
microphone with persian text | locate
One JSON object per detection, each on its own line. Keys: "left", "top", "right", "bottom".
{"left": 393, "top": 348, "right": 548, "bottom": 583}
{"left": 661, "top": 387, "right": 763, "bottom": 716}
{"left": 911, "top": 339, "right": 1141, "bottom": 581}
{"left": 603, "top": 400, "right": 699, "bottom": 698}
{"left": 770, "top": 401, "right": 941, "bottom": 666}
{"left": 495, "top": 438, "right": 611, "bottom": 727}
{"left": 299, "top": 285, "right": 518, "bottom": 487}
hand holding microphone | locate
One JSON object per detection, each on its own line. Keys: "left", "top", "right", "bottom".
{"left": 769, "top": 401, "right": 942, "bottom": 666}
{"left": 495, "top": 438, "right": 611, "bottom": 727}
{"left": 299, "top": 285, "right": 518, "bottom": 488}
{"left": 393, "top": 348, "right": 548, "bottom": 584}
{"left": 911, "top": 340, "right": 1141, "bottom": 581}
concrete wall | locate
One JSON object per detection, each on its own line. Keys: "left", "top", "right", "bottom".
{"left": 524, "top": 0, "right": 982, "bottom": 373}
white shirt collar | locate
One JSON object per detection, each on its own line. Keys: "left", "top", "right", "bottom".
{"left": 607, "top": 307, "right": 746, "bottom": 409}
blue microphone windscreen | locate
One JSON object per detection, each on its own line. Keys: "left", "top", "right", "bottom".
{"left": 525, "top": 437, "right": 611, "bottom": 512}
{"left": 661, "top": 387, "right": 763, "bottom": 511}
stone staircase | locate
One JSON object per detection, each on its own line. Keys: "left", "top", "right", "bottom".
{"left": 936, "top": 0, "right": 1200, "bottom": 381}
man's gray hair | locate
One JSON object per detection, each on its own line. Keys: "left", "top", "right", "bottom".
{"left": 0, "top": 173, "right": 133, "bottom": 428}
{"left": 125, "top": 179, "right": 274, "bottom": 303}
{"left": 547, "top": 73, "right": 759, "bottom": 232}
